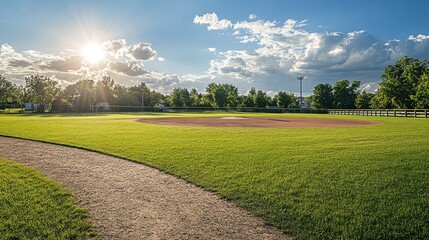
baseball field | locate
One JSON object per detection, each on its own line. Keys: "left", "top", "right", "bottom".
{"left": 0, "top": 112, "right": 428, "bottom": 239}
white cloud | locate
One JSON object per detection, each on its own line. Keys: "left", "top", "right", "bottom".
{"left": 42, "top": 56, "right": 83, "bottom": 72}
{"left": 360, "top": 82, "right": 379, "bottom": 93}
{"left": 193, "top": 13, "right": 232, "bottom": 30}
{"left": 109, "top": 61, "right": 148, "bottom": 76}
{"left": 0, "top": 40, "right": 168, "bottom": 87}
{"left": 158, "top": 57, "right": 165, "bottom": 62}
{"left": 249, "top": 14, "right": 257, "bottom": 20}
{"left": 128, "top": 42, "right": 157, "bottom": 60}
{"left": 1, "top": 43, "right": 14, "bottom": 54}
{"left": 102, "top": 39, "right": 127, "bottom": 57}
{"left": 207, "top": 48, "right": 216, "bottom": 52}
{"left": 193, "top": 12, "right": 429, "bottom": 93}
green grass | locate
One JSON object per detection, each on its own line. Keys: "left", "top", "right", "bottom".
{"left": 0, "top": 157, "right": 96, "bottom": 239}
{"left": 0, "top": 112, "right": 428, "bottom": 239}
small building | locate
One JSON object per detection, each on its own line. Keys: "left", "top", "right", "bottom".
{"left": 25, "top": 103, "right": 48, "bottom": 111}
{"left": 296, "top": 97, "right": 311, "bottom": 109}
{"left": 95, "top": 102, "right": 110, "bottom": 112}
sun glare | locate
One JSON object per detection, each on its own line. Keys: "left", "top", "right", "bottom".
{"left": 82, "top": 43, "right": 105, "bottom": 64}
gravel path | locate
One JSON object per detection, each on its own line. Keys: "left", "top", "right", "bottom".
{"left": 0, "top": 136, "right": 290, "bottom": 240}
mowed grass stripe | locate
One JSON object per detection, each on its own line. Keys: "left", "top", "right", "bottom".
{"left": 0, "top": 112, "right": 428, "bottom": 239}
{"left": 0, "top": 157, "right": 96, "bottom": 239}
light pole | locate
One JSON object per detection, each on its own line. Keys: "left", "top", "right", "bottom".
{"left": 297, "top": 76, "right": 304, "bottom": 111}
{"left": 141, "top": 82, "right": 145, "bottom": 111}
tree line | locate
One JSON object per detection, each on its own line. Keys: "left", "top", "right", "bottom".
{"left": 0, "top": 75, "right": 298, "bottom": 112}
{"left": 312, "top": 56, "right": 429, "bottom": 109}
{"left": 1, "top": 56, "right": 428, "bottom": 112}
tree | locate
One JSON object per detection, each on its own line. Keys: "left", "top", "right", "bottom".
{"left": 355, "top": 91, "right": 375, "bottom": 109}
{"left": 189, "top": 88, "right": 201, "bottom": 107}
{"left": 374, "top": 56, "right": 428, "bottom": 109}
{"left": 275, "top": 91, "right": 296, "bottom": 108}
{"left": 95, "top": 76, "right": 115, "bottom": 103}
{"left": 24, "top": 75, "right": 59, "bottom": 112}
{"left": 0, "top": 75, "right": 19, "bottom": 103}
{"left": 206, "top": 83, "right": 238, "bottom": 107}
{"left": 254, "top": 90, "right": 269, "bottom": 107}
{"left": 64, "top": 79, "right": 95, "bottom": 112}
{"left": 332, "top": 80, "right": 360, "bottom": 109}
{"left": 312, "top": 83, "right": 333, "bottom": 109}
{"left": 169, "top": 88, "right": 190, "bottom": 107}
{"left": 125, "top": 83, "right": 164, "bottom": 107}
{"left": 239, "top": 87, "right": 256, "bottom": 107}
{"left": 413, "top": 72, "right": 429, "bottom": 108}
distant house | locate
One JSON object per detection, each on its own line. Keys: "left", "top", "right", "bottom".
{"left": 24, "top": 103, "right": 34, "bottom": 111}
{"left": 296, "top": 97, "right": 311, "bottom": 109}
{"left": 25, "top": 103, "right": 48, "bottom": 111}
{"left": 95, "top": 102, "right": 110, "bottom": 112}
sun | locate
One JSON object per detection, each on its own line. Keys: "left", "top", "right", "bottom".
{"left": 82, "top": 43, "right": 105, "bottom": 64}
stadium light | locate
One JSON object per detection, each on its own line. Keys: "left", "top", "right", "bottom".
{"left": 297, "top": 76, "right": 304, "bottom": 111}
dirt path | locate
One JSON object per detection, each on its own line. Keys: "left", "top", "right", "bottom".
{"left": 0, "top": 136, "right": 290, "bottom": 240}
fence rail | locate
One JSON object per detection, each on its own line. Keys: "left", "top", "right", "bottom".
{"left": 328, "top": 109, "right": 429, "bottom": 118}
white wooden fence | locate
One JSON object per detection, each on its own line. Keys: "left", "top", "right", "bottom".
{"left": 328, "top": 109, "right": 429, "bottom": 118}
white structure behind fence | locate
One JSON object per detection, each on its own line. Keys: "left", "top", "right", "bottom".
{"left": 329, "top": 109, "right": 428, "bottom": 118}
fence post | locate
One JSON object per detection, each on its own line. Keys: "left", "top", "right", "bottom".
{"left": 414, "top": 109, "right": 417, "bottom": 118}
{"left": 426, "top": 109, "right": 428, "bottom": 118}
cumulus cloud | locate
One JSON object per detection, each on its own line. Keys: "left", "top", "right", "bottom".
{"left": 127, "top": 42, "right": 157, "bottom": 60}
{"left": 249, "top": 14, "right": 257, "bottom": 20}
{"left": 102, "top": 39, "right": 127, "bottom": 57}
{"left": 194, "top": 13, "right": 232, "bottom": 30}
{"left": 194, "top": 13, "right": 429, "bottom": 93}
{"left": 158, "top": 57, "right": 165, "bottom": 62}
{"left": 360, "top": 82, "right": 379, "bottom": 93}
{"left": 1, "top": 43, "right": 14, "bottom": 54}
{"left": 109, "top": 60, "right": 148, "bottom": 76}
{"left": 0, "top": 40, "right": 163, "bottom": 87}
{"left": 43, "top": 56, "right": 83, "bottom": 72}
{"left": 8, "top": 59, "right": 32, "bottom": 68}
{"left": 207, "top": 47, "right": 216, "bottom": 52}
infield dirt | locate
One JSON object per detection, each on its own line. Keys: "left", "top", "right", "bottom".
{"left": 137, "top": 117, "right": 380, "bottom": 128}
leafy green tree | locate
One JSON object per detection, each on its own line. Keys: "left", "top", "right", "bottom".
{"left": 275, "top": 91, "right": 296, "bottom": 108}
{"left": 374, "top": 56, "right": 428, "bottom": 109}
{"left": 254, "top": 90, "right": 269, "bottom": 107}
{"left": 332, "top": 80, "right": 360, "bottom": 109}
{"left": 129, "top": 83, "right": 164, "bottom": 107}
{"left": 169, "top": 88, "right": 190, "bottom": 107}
{"left": 24, "top": 75, "right": 59, "bottom": 112}
{"left": 355, "top": 91, "right": 375, "bottom": 109}
{"left": 128, "top": 85, "right": 144, "bottom": 106}
{"left": 0, "top": 75, "right": 19, "bottom": 103}
{"left": 200, "top": 94, "right": 213, "bottom": 107}
{"left": 304, "top": 95, "right": 313, "bottom": 108}
{"left": 112, "top": 84, "right": 130, "bottom": 106}
{"left": 239, "top": 87, "right": 256, "bottom": 107}
{"left": 95, "top": 76, "right": 115, "bottom": 103}
{"left": 413, "top": 73, "right": 429, "bottom": 108}
{"left": 51, "top": 89, "right": 70, "bottom": 112}
{"left": 189, "top": 88, "right": 201, "bottom": 107}
{"left": 64, "top": 79, "right": 95, "bottom": 112}
{"left": 206, "top": 83, "right": 238, "bottom": 107}
{"left": 312, "top": 83, "right": 333, "bottom": 109}
{"left": 148, "top": 90, "right": 164, "bottom": 106}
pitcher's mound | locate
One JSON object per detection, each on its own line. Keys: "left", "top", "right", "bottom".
{"left": 137, "top": 117, "right": 379, "bottom": 128}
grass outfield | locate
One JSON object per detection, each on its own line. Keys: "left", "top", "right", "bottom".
{"left": 0, "top": 112, "right": 428, "bottom": 239}
{"left": 0, "top": 157, "right": 96, "bottom": 239}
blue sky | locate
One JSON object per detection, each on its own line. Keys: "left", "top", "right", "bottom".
{"left": 1, "top": 0, "right": 429, "bottom": 95}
